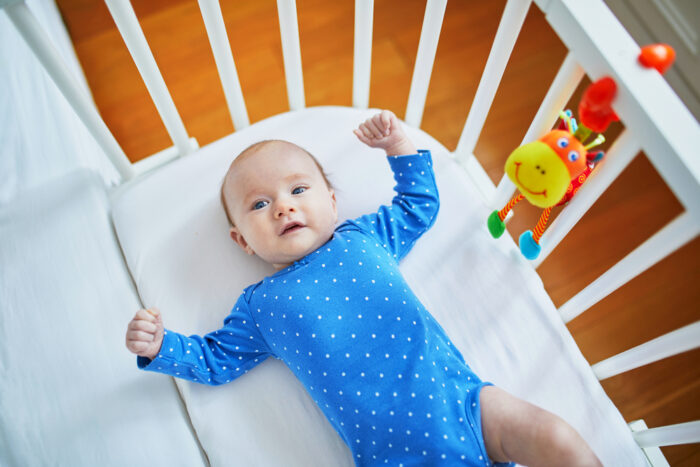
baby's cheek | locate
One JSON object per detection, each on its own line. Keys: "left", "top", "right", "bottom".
{"left": 243, "top": 224, "right": 272, "bottom": 254}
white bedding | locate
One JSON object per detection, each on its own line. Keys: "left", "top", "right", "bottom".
{"left": 0, "top": 0, "right": 118, "bottom": 205}
{"left": 111, "top": 106, "right": 648, "bottom": 466}
{"left": 0, "top": 170, "right": 207, "bottom": 466}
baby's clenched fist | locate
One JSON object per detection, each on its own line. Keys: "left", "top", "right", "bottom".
{"left": 353, "top": 110, "right": 417, "bottom": 156}
{"left": 125, "top": 308, "right": 164, "bottom": 360}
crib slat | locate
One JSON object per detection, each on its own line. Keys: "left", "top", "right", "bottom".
{"left": 632, "top": 420, "right": 700, "bottom": 448}
{"left": 404, "top": 0, "right": 447, "bottom": 127}
{"left": 559, "top": 212, "right": 700, "bottom": 323}
{"left": 629, "top": 420, "right": 671, "bottom": 467}
{"left": 276, "top": 0, "right": 305, "bottom": 111}
{"left": 533, "top": 130, "right": 640, "bottom": 267}
{"left": 352, "top": 0, "right": 374, "bottom": 109}
{"left": 592, "top": 321, "right": 700, "bottom": 380}
{"left": 4, "top": 1, "right": 134, "bottom": 181}
{"left": 197, "top": 0, "right": 249, "bottom": 130}
{"left": 456, "top": 0, "right": 532, "bottom": 156}
{"left": 491, "top": 52, "right": 583, "bottom": 210}
{"left": 104, "top": 0, "right": 193, "bottom": 158}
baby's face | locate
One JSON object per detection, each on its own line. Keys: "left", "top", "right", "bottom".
{"left": 223, "top": 141, "right": 337, "bottom": 270}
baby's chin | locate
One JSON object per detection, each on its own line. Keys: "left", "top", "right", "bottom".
{"left": 269, "top": 231, "right": 335, "bottom": 270}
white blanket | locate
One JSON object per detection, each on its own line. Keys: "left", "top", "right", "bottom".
{"left": 0, "top": 170, "right": 207, "bottom": 466}
{"left": 0, "top": 0, "right": 118, "bottom": 205}
{"left": 111, "top": 106, "right": 648, "bottom": 466}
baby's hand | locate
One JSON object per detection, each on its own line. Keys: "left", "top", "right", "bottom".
{"left": 354, "top": 110, "right": 417, "bottom": 156}
{"left": 125, "top": 308, "right": 164, "bottom": 360}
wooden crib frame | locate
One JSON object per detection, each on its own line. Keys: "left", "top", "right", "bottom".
{"left": 3, "top": 0, "right": 699, "bottom": 464}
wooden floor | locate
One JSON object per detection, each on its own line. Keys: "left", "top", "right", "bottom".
{"left": 56, "top": 0, "right": 699, "bottom": 464}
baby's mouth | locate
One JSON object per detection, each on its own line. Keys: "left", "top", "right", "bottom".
{"left": 280, "top": 221, "right": 305, "bottom": 236}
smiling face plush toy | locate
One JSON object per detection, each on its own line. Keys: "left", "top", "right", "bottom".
{"left": 488, "top": 77, "right": 617, "bottom": 260}
{"left": 504, "top": 129, "right": 588, "bottom": 209}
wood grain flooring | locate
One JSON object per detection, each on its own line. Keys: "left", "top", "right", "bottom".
{"left": 55, "top": 0, "right": 699, "bottom": 464}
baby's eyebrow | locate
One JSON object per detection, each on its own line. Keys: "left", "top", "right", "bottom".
{"left": 238, "top": 174, "right": 312, "bottom": 204}
{"left": 283, "top": 173, "right": 312, "bottom": 182}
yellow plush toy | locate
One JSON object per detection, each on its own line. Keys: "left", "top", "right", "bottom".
{"left": 487, "top": 77, "right": 618, "bottom": 259}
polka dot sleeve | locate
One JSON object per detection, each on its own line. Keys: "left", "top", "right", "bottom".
{"left": 349, "top": 150, "right": 439, "bottom": 261}
{"left": 137, "top": 292, "right": 271, "bottom": 385}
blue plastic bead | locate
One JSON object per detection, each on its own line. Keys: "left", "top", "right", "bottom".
{"left": 519, "top": 230, "right": 541, "bottom": 260}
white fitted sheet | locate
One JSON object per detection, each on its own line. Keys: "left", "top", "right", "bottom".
{"left": 0, "top": 170, "right": 206, "bottom": 466}
{"left": 111, "top": 106, "right": 647, "bottom": 466}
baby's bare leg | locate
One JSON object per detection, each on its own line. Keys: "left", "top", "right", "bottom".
{"left": 480, "top": 386, "right": 602, "bottom": 467}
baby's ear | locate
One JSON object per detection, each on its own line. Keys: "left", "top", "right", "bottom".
{"left": 230, "top": 227, "right": 255, "bottom": 255}
{"left": 330, "top": 189, "right": 338, "bottom": 222}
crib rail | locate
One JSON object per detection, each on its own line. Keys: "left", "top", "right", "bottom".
{"left": 479, "top": 0, "right": 700, "bottom": 451}
{"left": 460, "top": 0, "right": 700, "bottom": 327}
{"left": 404, "top": 0, "right": 447, "bottom": 128}
{"left": 630, "top": 419, "right": 699, "bottom": 467}
{"left": 633, "top": 420, "right": 700, "bottom": 449}
{"left": 104, "top": 0, "right": 195, "bottom": 160}
{"left": 4, "top": 0, "right": 699, "bottom": 459}
{"left": 455, "top": 0, "right": 532, "bottom": 161}
{"left": 533, "top": 0, "right": 700, "bottom": 256}
{"left": 591, "top": 321, "right": 700, "bottom": 380}
{"left": 352, "top": 0, "right": 374, "bottom": 109}
{"left": 198, "top": 0, "right": 249, "bottom": 130}
{"left": 277, "top": 0, "right": 305, "bottom": 111}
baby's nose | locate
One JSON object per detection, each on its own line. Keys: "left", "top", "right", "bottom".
{"left": 274, "top": 199, "right": 296, "bottom": 217}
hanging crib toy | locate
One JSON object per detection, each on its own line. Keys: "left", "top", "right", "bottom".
{"left": 487, "top": 76, "right": 619, "bottom": 260}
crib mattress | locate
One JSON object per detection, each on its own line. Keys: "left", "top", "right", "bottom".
{"left": 111, "top": 106, "right": 647, "bottom": 466}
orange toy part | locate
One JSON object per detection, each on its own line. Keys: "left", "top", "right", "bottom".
{"left": 539, "top": 130, "right": 588, "bottom": 180}
{"left": 639, "top": 44, "right": 676, "bottom": 74}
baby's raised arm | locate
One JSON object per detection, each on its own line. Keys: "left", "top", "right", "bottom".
{"left": 354, "top": 110, "right": 417, "bottom": 156}
{"left": 125, "top": 308, "right": 164, "bottom": 360}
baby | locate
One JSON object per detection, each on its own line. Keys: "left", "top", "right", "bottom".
{"left": 126, "top": 110, "right": 601, "bottom": 466}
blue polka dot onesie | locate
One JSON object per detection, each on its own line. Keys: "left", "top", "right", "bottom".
{"left": 138, "top": 151, "right": 509, "bottom": 466}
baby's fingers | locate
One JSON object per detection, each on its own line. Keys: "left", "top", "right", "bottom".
{"left": 135, "top": 308, "right": 159, "bottom": 323}
{"left": 127, "top": 340, "right": 151, "bottom": 354}
{"left": 359, "top": 123, "right": 376, "bottom": 141}
{"left": 146, "top": 307, "right": 160, "bottom": 319}
{"left": 129, "top": 318, "right": 157, "bottom": 334}
{"left": 353, "top": 128, "right": 371, "bottom": 145}
{"left": 364, "top": 118, "right": 385, "bottom": 139}
{"left": 379, "top": 110, "right": 392, "bottom": 135}
{"left": 126, "top": 329, "right": 155, "bottom": 342}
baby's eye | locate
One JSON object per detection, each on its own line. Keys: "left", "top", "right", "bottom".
{"left": 292, "top": 186, "right": 307, "bottom": 195}
{"left": 252, "top": 200, "right": 268, "bottom": 210}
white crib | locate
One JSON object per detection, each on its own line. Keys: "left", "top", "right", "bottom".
{"left": 1, "top": 0, "right": 699, "bottom": 466}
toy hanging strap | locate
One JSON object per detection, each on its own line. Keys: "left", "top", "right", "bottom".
{"left": 532, "top": 207, "right": 553, "bottom": 243}
{"left": 498, "top": 194, "right": 524, "bottom": 221}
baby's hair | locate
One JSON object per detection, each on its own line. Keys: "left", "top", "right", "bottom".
{"left": 220, "top": 140, "right": 333, "bottom": 227}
